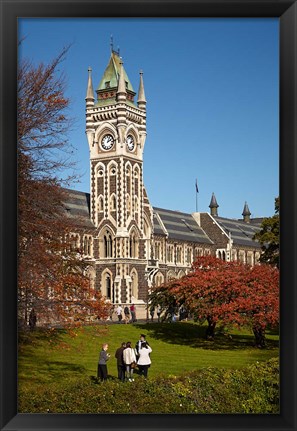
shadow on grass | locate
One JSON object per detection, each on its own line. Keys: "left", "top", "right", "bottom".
{"left": 19, "top": 327, "right": 68, "bottom": 347}
{"left": 133, "top": 322, "right": 279, "bottom": 351}
{"left": 44, "top": 360, "right": 86, "bottom": 373}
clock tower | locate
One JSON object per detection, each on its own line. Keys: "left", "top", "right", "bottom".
{"left": 85, "top": 48, "right": 153, "bottom": 304}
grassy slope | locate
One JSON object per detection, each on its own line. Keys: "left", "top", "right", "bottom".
{"left": 18, "top": 322, "right": 279, "bottom": 389}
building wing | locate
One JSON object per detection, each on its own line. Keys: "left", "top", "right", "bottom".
{"left": 153, "top": 207, "right": 213, "bottom": 244}
{"left": 62, "top": 188, "right": 95, "bottom": 229}
{"left": 214, "top": 216, "right": 261, "bottom": 248}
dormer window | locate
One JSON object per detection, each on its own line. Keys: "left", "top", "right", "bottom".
{"left": 105, "top": 81, "right": 110, "bottom": 89}
{"left": 125, "top": 81, "right": 128, "bottom": 89}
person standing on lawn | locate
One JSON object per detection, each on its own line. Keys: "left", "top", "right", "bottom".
{"left": 116, "top": 304, "right": 123, "bottom": 323}
{"left": 123, "top": 341, "right": 137, "bottom": 382}
{"left": 157, "top": 305, "right": 162, "bottom": 322}
{"left": 115, "top": 342, "right": 126, "bottom": 382}
{"left": 135, "top": 334, "right": 149, "bottom": 359}
{"left": 123, "top": 305, "right": 130, "bottom": 324}
{"left": 137, "top": 341, "right": 152, "bottom": 378}
{"left": 130, "top": 303, "right": 137, "bottom": 322}
{"left": 149, "top": 305, "right": 155, "bottom": 322}
{"left": 97, "top": 343, "right": 110, "bottom": 381}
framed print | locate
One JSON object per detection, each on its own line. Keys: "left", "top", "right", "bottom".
{"left": 1, "top": 1, "right": 296, "bottom": 430}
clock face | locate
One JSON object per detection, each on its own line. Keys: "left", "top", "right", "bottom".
{"left": 126, "top": 135, "right": 135, "bottom": 151}
{"left": 101, "top": 134, "right": 114, "bottom": 150}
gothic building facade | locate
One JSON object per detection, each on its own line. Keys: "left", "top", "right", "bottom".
{"left": 64, "top": 49, "right": 263, "bottom": 310}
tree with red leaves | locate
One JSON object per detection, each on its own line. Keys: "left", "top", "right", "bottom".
{"left": 18, "top": 47, "right": 109, "bottom": 327}
{"left": 150, "top": 256, "right": 279, "bottom": 347}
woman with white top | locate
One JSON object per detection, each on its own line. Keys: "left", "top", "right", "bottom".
{"left": 123, "top": 341, "right": 137, "bottom": 381}
{"left": 137, "top": 341, "right": 152, "bottom": 378}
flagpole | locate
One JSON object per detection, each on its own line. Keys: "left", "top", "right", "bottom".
{"left": 196, "top": 189, "right": 198, "bottom": 212}
{"left": 195, "top": 179, "right": 199, "bottom": 212}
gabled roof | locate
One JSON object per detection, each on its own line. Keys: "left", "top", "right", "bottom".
{"left": 214, "top": 216, "right": 261, "bottom": 248}
{"left": 153, "top": 207, "right": 213, "bottom": 245}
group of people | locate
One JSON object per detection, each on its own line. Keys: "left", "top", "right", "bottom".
{"left": 109, "top": 304, "right": 137, "bottom": 324}
{"left": 97, "top": 334, "right": 152, "bottom": 382}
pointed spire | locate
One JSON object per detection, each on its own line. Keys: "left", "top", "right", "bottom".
{"left": 209, "top": 193, "right": 219, "bottom": 217}
{"left": 137, "top": 70, "right": 146, "bottom": 110}
{"left": 85, "top": 67, "right": 95, "bottom": 106}
{"left": 242, "top": 201, "right": 251, "bottom": 223}
{"left": 116, "top": 59, "right": 127, "bottom": 101}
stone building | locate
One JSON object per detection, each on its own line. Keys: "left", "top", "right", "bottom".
{"left": 64, "top": 48, "right": 263, "bottom": 313}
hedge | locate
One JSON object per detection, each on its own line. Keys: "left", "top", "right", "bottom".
{"left": 19, "top": 357, "right": 279, "bottom": 414}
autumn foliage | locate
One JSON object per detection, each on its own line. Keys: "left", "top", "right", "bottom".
{"left": 150, "top": 256, "right": 279, "bottom": 346}
{"left": 18, "top": 48, "right": 109, "bottom": 327}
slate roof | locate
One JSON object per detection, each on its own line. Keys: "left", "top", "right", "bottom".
{"left": 153, "top": 207, "right": 213, "bottom": 245}
{"left": 62, "top": 188, "right": 94, "bottom": 229}
{"left": 214, "top": 216, "right": 261, "bottom": 248}
{"left": 62, "top": 188, "right": 262, "bottom": 249}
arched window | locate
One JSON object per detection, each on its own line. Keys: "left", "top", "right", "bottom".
{"left": 98, "top": 196, "right": 104, "bottom": 212}
{"left": 106, "top": 274, "right": 111, "bottom": 300}
{"left": 129, "top": 231, "right": 138, "bottom": 258}
{"left": 110, "top": 194, "right": 116, "bottom": 211}
{"left": 154, "top": 271, "right": 164, "bottom": 287}
{"left": 167, "top": 245, "right": 173, "bottom": 263}
{"left": 104, "top": 231, "right": 113, "bottom": 258}
{"left": 155, "top": 242, "right": 160, "bottom": 260}
{"left": 130, "top": 236, "right": 135, "bottom": 258}
{"left": 83, "top": 235, "right": 92, "bottom": 256}
{"left": 133, "top": 166, "right": 140, "bottom": 197}
{"left": 134, "top": 196, "right": 138, "bottom": 212}
{"left": 126, "top": 165, "right": 131, "bottom": 195}
{"left": 70, "top": 234, "right": 79, "bottom": 252}
{"left": 187, "top": 248, "right": 192, "bottom": 264}
{"left": 83, "top": 235, "right": 93, "bottom": 256}
{"left": 126, "top": 194, "right": 131, "bottom": 212}
{"left": 131, "top": 270, "right": 138, "bottom": 300}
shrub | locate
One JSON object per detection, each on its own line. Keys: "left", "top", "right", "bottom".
{"left": 18, "top": 358, "right": 279, "bottom": 414}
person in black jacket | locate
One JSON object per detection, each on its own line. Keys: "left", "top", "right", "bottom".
{"left": 97, "top": 343, "right": 110, "bottom": 381}
{"left": 115, "top": 342, "right": 126, "bottom": 381}
{"left": 135, "top": 334, "right": 149, "bottom": 359}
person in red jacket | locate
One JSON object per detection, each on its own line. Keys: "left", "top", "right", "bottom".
{"left": 130, "top": 304, "right": 137, "bottom": 323}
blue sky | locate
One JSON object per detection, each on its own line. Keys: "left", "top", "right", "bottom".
{"left": 18, "top": 18, "right": 279, "bottom": 219}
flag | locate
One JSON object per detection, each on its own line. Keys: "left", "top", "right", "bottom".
{"left": 195, "top": 179, "right": 199, "bottom": 193}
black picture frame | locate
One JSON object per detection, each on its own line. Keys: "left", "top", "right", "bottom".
{"left": 1, "top": 1, "right": 296, "bottom": 430}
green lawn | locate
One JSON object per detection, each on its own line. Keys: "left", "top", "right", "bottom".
{"left": 18, "top": 321, "right": 279, "bottom": 390}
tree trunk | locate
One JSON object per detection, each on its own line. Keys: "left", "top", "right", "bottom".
{"left": 205, "top": 317, "right": 216, "bottom": 340}
{"left": 253, "top": 326, "right": 266, "bottom": 348}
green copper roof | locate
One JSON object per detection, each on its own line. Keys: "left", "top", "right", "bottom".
{"left": 97, "top": 51, "right": 135, "bottom": 93}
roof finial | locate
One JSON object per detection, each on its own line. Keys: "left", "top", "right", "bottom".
{"left": 110, "top": 35, "right": 114, "bottom": 52}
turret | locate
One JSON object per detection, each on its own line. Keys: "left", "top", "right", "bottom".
{"left": 242, "top": 201, "right": 251, "bottom": 223}
{"left": 209, "top": 193, "right": 219, "bottom": 217}
{"left": 85, "top": 67, "right": 95, "bottom": 108}
{"left": 137, "top": 70, "right": 146, "bottom": 110}
{"left": 116, "top": 59, "right": 127, "bottom": 102}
